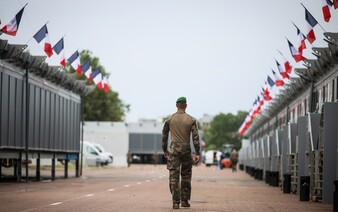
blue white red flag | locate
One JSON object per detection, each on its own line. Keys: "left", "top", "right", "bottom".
{"left": 275, "top": 60, "right": 290, "bottom": 79}
{"left": 278, "top": 50, "right": 293, "bottom": 74}
{"left": 259, "top": 92, "right": 265, "bottom": 107}
{"left": 252, "top": 95, "right": 262, "bottom": 117}
{"left": 52, "top": 38, "right": 66, "bottom": 68}
{"left": 68, "top": 51, "right": 82, "bottom": 75}
{"left": 263, "top": 76, "right": 275, "bottom": 101}
{"left": 272, "top": 69, "right": 285, "bottom": 87}
{"left": 295, "top": 25, "right": 306, "bottom": 54}
{"left": 322, "top": 0, "right": 333, "bottom": 22}
{"left": 82, "top": 60, "right": 92, "bottom": 83}
{"left": 263, "top": 85, "right": 272, "bottom": 101}
{"left": 1, "top": 5, "right": 26, "bottom": 36}
{"left": 102, "top": 76, "right": 109, "bottom": 93}
{"left": 267, "top": 75, "right": 275, "bottom": 88}
{"left": 304, "top": 7, "right": 318, "bottom": 44}
{"left": 287, "top": 39, "right": 306, "bottom": 62}
{"left": 238, "top": 114, "right": 251, "bottom": 135}
{"left": 92, "top": 68, "right": 103, "bottom": 89}
{"left": 33, "top": 25, "right": 53, "bottom": 57}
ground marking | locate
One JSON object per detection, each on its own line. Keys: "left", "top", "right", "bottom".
{"left": 50, "top": 202, "right": 62, "bottom": 206}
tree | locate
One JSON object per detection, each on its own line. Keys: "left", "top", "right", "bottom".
{"left": 66, "top": 50, "right": 130, "bottom": 121}
{"left": 204, "top": 111, "right": 247, "bottom": 151}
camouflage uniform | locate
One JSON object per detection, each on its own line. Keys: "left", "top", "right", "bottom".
{"left": 162, "top": 111, "right": 200, "bottom": 204}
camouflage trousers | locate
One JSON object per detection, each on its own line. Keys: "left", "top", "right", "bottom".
{"left": 167, "top": 153, "right": 192, "bottom": 204}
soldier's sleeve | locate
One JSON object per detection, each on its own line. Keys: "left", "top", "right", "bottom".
{"left": 162, "top": 119, "right": 170, "bottom": 153}
{"left": 191, "top": 118, "right": 200, "bottom": 155}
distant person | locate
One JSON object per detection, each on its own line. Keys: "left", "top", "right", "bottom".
{"left": 162, "top": 96, "right": 200, "bottom": 210}
{"left": 127, "top": 151, "right": 132, "bottom": 168}
{"left": 230, "top": 148, "right": 238, "bottom": 172}
{"left": 152, "top": 151, "right": 159, "bottom": 166}
{"left": 201, "top": 150, "right": 206, "bottom": 164}
{"left": 216, "top": 151, "right": 223, "bottom": 170}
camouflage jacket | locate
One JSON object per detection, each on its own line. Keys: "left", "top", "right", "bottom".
{"left": 162, "top": 111, "right": 200, "bottom": 156}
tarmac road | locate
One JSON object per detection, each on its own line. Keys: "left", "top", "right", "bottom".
{"left": 0, "top": 164, "right": 333, "bottom": 212}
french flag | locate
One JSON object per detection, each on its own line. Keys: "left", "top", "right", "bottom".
{"left": 238, "top": 115, "right": 251, "bottom": 135}
{"left": 259, "top": 92, "right": 265, "bottom": 107}
{"left": 272, "top": 69, "right": 285, "bottom": 87}
{"left": 278, "top": 50, "right": 293, "bottom": 74}
{"left": 287, "top": 39, "right": 306, "bottom": 62}
{"left": 263, "top": 89, "right": 272, "bottom": 101}
{"left": 253, "top": 96, "right": 261, "bottom": 116}
{"left": 275, "top": 60, "right": 290, "bottom": 79}
{"left": 322, "top": 0, "right": 333, "bottom": 22}
{"left": 304, "top": 7, "right": 318, "bottom": 44}
{"left": 249, "top": 107, "right": 255, "bottom": 121}
{"left": 33, "top": 25, "right": 53, "bottom": 57}
{"left": 295, "top": 26, "right": 306, "bottom": 54}
{"left": 92, "top": 68, "right": 103, "bottom": 89}
{"left": 52, "top": 38, "right": 66, "bottom": 68}
{"left": 68, "top": 51, "right": 82, "bottom": 75}
{"left": 82, "top": 60, "right": 92, "bottom": 83}
{"left": 263, "top": 76, "right": 275, "bottom": 101}
{"left": 1, "top": 5, "right": 26, "bottom": 36}
{"left": 102, "top": 76, "right": 109, "bottom": 93}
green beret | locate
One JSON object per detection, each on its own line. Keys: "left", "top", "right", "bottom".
{"left": 176, "top": 96, "right": 187, "bottom": 104}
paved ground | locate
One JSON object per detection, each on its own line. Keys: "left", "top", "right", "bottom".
{"left": 0, "top": 164, "right": 333, "bottom": 212}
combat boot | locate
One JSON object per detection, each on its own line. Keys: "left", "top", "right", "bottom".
{"left": 173, "top": 203, "right": 179, "bottom": 209}
{"left": 181, "top": 201, "right": 190, "bottom": 207}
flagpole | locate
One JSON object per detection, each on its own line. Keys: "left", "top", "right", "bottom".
{"left": 24, "top": 37, "right": 33, "bottom": 46}
{"left": 300, "top": 3, "right": 326, "bottom": 32}
{"left": 26, "top": 20, "right": 49, "bottom": 46}
{"left": 291, "top": 21, "right": 297, "bottom": 28}
{"left": 316, "top": 23, "right": 326, "bottom": 33}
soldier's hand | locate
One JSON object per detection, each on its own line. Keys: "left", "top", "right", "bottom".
{"left": 164, "top": 151, "right": 169, "bottom": 158}
{"left": 195, "top": 155, "right": 200, "bottom": 164}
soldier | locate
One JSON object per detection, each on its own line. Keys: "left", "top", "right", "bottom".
{"left": 162, "top": 96, "right": 200, "bottom": 210}
{"left": 230, "top": 147, "right": 238, "bottom": 172}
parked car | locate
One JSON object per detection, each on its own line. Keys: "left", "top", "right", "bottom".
{"left": 92, "top": 143, "right": 113, "bottom": 164}
{"left": 81, "top": 141, "right": 110, "bottom": 166}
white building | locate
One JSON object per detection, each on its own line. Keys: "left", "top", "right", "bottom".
{"left": 83, "top": 120, "right": 164, "bottom": 167}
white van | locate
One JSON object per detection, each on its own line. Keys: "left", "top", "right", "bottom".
{"left": 92, "top": 143, "right": 114, "bottom": 164}
{"left": 204, "top": 150, "right": 222, "bottom": 167}
{"left": 81, "top": 141, "right": 110, "bottom": 166}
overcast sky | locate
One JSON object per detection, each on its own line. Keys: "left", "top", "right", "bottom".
{"left": 1, "top": 1, "right": 338, "bottom": 122}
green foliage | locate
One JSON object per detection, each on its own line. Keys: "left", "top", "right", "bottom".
{"left": 66, "top": 50, "right": 130, "bottom": 121}
{"left": 83, "top": 87, "right": 129, "bottom": 121}
{"left": 204, "top": 111, "right": 247, "bottom": 151}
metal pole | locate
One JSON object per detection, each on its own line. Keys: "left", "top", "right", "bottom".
{"left": 308, "top": 82, "right": 314, "bottom": 113}
{"left": 25, "top": 68, "right": 29, "bottom": 182}
{"left": 80, "top": 95, "right": 84, "bottom": 176}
